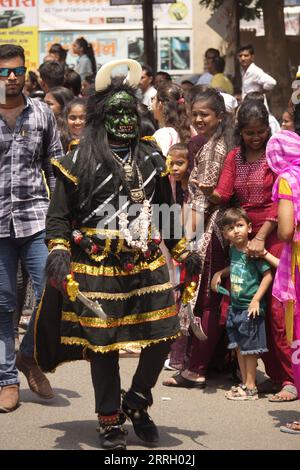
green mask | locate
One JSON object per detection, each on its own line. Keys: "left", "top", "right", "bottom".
{"left": 104, "top": 91, "right": 138, "bottom": 140}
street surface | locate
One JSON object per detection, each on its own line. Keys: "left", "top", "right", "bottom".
{"left": 1, "top": 355, "right": 300, "bottom": 451}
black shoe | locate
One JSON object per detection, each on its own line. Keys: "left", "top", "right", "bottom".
{"left": 122, "top": 402, "right": 159, "bottom": 444}
{"left": 99, "top": 425, "right": 128, "bottom": 450}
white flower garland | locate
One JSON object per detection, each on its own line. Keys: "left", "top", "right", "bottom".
{"left": 118, "top": 200, "right": 152, "bottom": 253}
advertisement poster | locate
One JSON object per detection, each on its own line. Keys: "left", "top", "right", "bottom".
{"left": 40, "top": 29, "right": 192, "bottom": 75}
{"left": 0, "top": 1, "right": 38, "bottom": 69}
{"left": 40, "top": 31, "right": 125, "bottom": 70}
{"left": 38, "top": 0, "right": 192, "bottom": 31}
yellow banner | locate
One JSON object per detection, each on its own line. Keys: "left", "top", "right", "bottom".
{"left": 0, "top": 27, "right": 38, "bottom": 70}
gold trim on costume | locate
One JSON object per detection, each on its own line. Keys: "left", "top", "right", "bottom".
{"left": 116, "top": 238, "right": 124, "bottom": 254}
{"left": 48, "top": 238, "right": 71, "bottom": 251}
{"left": 160, "top": 154, "right": 172, "bottom": 177}
{"left": 171, "top": 238, "right": 188, "bottom": 261}
{"left": 51, "top": 158, "right": 78, "bottom": 185}
{"left": 71, "top": 255, "right": 166, "bottom": 277}
{"left": 61, "top": 333, "right": 180, "bottom": 354}
{"left": 33, "top": 290, "right": 45, "bottom": 362}
{"left": 82, "top": 282, "right": 173, "bottom": 301}
{"left": 141, "top": 136, "right": 156, "bottom": 142}
{"left": 80, "top": 227, "right": 120, "bottom": 237}
{"left": 62, "top": 305, "right": 176, "bottom": 328}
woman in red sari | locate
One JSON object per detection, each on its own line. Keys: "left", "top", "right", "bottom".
{"left": 197, "top": 100, "right": 296, "bottom": 400}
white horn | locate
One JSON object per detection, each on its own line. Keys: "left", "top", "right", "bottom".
{"left": 95, "top": 59, "right": 142, "bottom": 92}
{"left": 124, "top": 59, "right": 143, "bottom": 88}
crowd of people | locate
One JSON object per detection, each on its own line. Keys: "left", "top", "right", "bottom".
{"left": 0, "top": 37, "right": 300, "bottom": 449}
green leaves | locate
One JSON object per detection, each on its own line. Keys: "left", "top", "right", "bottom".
{"left": 198, "top": 0, "right": 263, "bottom": 21}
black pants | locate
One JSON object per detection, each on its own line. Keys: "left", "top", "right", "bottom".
{"left": 90, "top": 339, "right": 172, "bottom": 415}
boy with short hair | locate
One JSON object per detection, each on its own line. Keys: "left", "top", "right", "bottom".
{"left": 211, "top": 207, "right": 273, "bottom": 400}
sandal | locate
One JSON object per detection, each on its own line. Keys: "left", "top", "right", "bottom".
{"left": 280, "top": 421, "right": 300, "bottom": 434}
{"left": 226, "top": 385, "right": 258, "bottom": 401}
{"left": 268, "top": 384, "right": 298, "bottom": 402}
{"left": 162, "top": 372, "right": 206, "bottom": 389}
{"left": 225, "top": 384, "right": 246, "bottom": 397}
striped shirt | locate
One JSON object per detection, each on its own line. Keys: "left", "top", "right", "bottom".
{"left": 0, "top": 96, "right": 64, "bottom": 238}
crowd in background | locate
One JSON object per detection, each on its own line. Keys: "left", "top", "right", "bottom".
{"left": 2, "top": 36, "right": 300, "bottom": 435}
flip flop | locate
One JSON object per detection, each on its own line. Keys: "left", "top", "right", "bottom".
{"left": 280, "top": 421, "right": 300, "bottom": 434}
{"left": 162, "top": 372, "right": 206, "bottom": 389}
{"left": 268, "top": 384, "right": 298, "bottom": 402}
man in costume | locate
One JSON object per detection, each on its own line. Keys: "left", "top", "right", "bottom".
{"left": 35, "top": 59, "right": 199, "bottom": 450}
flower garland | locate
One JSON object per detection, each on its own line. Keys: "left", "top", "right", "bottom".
{"left": 118, "top": 200, "right": 152, "bottom": 253}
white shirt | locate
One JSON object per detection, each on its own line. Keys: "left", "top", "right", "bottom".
{"left": 153, "top": 127, "right": 180, "bottom": 156}
{"left": 241, "top": 62, "right": 276, "bottom": 99}
{"left": 269, "top": 114, "right": 280, "bottom": 135}
{"left": 142, "top": 86, "right": 157, "bottom": 109}
{"left": 220, "top": 92, "right": 238, "bottom": 113}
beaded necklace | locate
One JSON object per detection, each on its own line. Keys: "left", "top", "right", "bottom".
{"left": 111, "top": 145, "right": 145, "bottom": 203}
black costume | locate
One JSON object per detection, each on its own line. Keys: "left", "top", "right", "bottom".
{"left": 34, "top": 71, "right": 197, "bottom": 450}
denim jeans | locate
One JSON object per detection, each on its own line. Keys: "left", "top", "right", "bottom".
{"left": 0, "top": 230, "right": 48, "bottom": 386}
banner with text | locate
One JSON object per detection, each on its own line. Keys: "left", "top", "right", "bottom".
{"left": 0, "top": 1, "right": 38, "bottom": 69}
{"left": 38, "top": 0, "right": 192, "bottom": 31}
{"left": 39, "top": 29, "right": 192, "bottom": 75}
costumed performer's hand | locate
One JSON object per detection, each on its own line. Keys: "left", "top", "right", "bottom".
{"left": 45, "top": 248, "right": 71, "bottom": 294}
{"left": 181, "top": 251, "right": 202, "bottom": 279}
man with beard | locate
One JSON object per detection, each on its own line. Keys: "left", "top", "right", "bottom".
{"left": 0, "top": 44, "right": 64, "bottom": 412}
{"left": 34, "top": 59, "right": 200, "bottom": 450}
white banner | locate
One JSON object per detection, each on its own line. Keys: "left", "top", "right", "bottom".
{"left": 38, "top": 0, "right": 192, "bottom": 31}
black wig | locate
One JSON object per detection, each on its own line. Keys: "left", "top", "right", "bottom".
{"left": 75, "top": 77, "right": 142, "bottom": 208}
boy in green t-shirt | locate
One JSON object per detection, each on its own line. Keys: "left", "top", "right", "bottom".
{"left": 211, "top": 207, "right": 275, "bottom": 401}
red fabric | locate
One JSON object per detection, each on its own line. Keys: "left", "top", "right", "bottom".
{"left": 187, "top": 233, "right": 227, "bottom": 375}
{"left": 215, "top": 147, "right": 293, "bottom": 386}
{"left": 216, "top": 147, "right": 278, "bottom": 234}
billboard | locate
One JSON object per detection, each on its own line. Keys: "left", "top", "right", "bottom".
{"left": 40, "top": 29, "right": 193, "bottom": 75}
{"left": 38, "top": 0, "right": 192, "bottom": 31}
{"left": 0, "top": 1, "right": 38, "bottom": 69}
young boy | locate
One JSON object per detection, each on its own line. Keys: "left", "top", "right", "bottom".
{"left": 211, "top": 207, "right": 273, "bottom": 400}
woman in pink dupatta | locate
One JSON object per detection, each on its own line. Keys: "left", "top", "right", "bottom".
{"left": 266, "top": 122, "right": 300, "bottom": 434}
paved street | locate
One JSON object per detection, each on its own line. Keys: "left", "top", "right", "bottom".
{"left": 1, "top": 353, "right": 300, "bottom": 451}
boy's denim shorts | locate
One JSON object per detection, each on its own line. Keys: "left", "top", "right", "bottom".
{"left": 226, "top": 307, "right": 268, "bottom": 355}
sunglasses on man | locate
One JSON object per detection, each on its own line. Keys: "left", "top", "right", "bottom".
{"left": 0, "top": 66, "right": 27, "bottom": 77}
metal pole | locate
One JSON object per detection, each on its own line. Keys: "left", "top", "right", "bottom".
{"left": 142, "top": 0, "right": 156, "bottom": 71}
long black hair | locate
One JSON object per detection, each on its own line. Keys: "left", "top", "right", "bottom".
{"left": 75, "top": 37, "right": 97, "bottom": 75}
{"left": 75, "top": 77, "right": 142, "bottom": 208}
{"left": 236, "top": 100, "right": 270, "bottom": 160}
